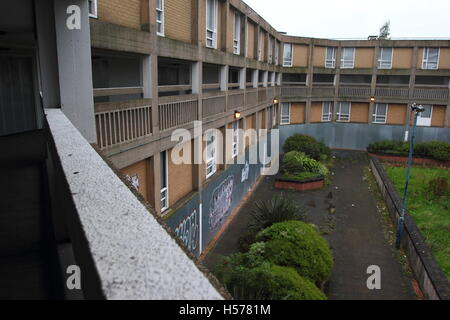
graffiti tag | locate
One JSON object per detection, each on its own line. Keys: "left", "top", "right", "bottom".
{"left": 174, "top": 209, "right": 199, "bottom": 252}
{"left": 209, "top": 176, "right": 234, "bottom": 231}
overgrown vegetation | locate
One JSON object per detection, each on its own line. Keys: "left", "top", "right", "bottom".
{"left": 216, "top": 220, "right": 332, "bottom": 300}
{"left": 368, "top": 140, "right": 450, "bottom": 162}
{"left": 384, "top": 165, "right": 450, "bottom": 281}
{"left": 282, "top": 151, "right": 329, "bottom": 180}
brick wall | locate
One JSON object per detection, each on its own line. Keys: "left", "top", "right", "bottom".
{"left": 165, "top": 0, "right": 193, "bottom": 43}
{"left": 98, "top": 0, "right": 141, "bottom": 30}
{"left": 291, "top": 103, "right": 306, "bottom": 124}
{"left": 168, "top": 142, "right": 194, "bottom": 206}
{"left": 350, "top": 102, "right": 369, "bottom": 123}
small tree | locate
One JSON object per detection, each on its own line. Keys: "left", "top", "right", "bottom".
{"left": 379, "top": 21, "right": 391, "bottom": 40}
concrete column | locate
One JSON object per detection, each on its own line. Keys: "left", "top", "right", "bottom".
{"left": 369, "top": 44, "right": 380, "bottom": 123}
{"left": 35, "top": 0, "right": 61, "bottom": 108}
{"left": 239, "top": 67, "right": 246, "bottom": 89}
{"left": 152, "top": 152, "right": 162, "bottom": 214}
{"left": 406, "top": 46, "right": 419, "bottom": 126}
{"left": 263, "top": 71, "right": 268, "bottom": 87}
{"left": 244, "top": 16, "right": 249, "bottom": 58}
{"left": 54, "top": 0, "right": 96, "bottom": 143}
{"left": 220, "top": 65, "right": 229, "bottom": 91}
{"left": 333, "top": 45, "right": 342, "bottom": 122}
{"left": 222, "top": 0, "right": 230, "bottom": 52}
{"left": 192, "top": 61, "right": 202, "bottom": 94}
{"left": 252, "top": 69, "right": 259, "bottom": 88}
{"left": 305, "top": 42, "right": 314, "bottom": 124}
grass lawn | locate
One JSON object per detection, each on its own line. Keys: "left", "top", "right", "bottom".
{"left": 384, "top": 165, "right": 450, "bottom": 282}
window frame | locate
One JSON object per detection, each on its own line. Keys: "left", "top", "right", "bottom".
{"left": 156, "top": 0, "right": 165, "bottom": 36}
{"left": 233, "top": 12, "right": 241, "bottom": 55}
{"left": 322, "top": 102, "right": 333, "bottom": 122}
{"left": 280, "top": 102, "right": 291, "bottom": 125}
{"left": 325, "top": 47, "right": 336, "bottom": 69}
{"left": 422, "top": 48, "right": 440, "bottom": 70}
{"left": 378, "top": 47, "right": 393, "bottom": 69}
{"left": 206, "top": 0, "right": 218, "bottom": 49}
{"left": 160, "top": 150, "right": 169, "bottom": 213}
{"left": 205, "top": 130, "right": 217, "bottom": 179}
{"left": 88, "top": 0, "right": 98, "bottom": 18}
{"left": 417, "top": 105, "right": 433, "bottom": 127}
{"left": 283, "top": 43, "right": 293, "bottom": 67}
{"left": 340, "top": 47, "right": 355, "bottom": 69}
{"left": 336, "top": 102, "right": 351, "bottom": 122}
{"left": 373, "top": 103, "right": 388, "bottom": 124}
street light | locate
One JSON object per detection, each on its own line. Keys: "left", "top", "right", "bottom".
{"left": 395, "top": 103, "right": 425, "bottom": 249}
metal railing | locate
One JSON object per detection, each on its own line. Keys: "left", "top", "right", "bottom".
{"left": 281, "top": 86, "right": 307, "bottom": 97}
{"left": 202, "top": 94, "right": 226, "bottom": 117}
{"left": 413, "top": 86, "right": 449, "bottom": 101}
{"left": 339, "top": 86, "right": 371, "bottom": 97}
{"left": 159, "top": 97, "right": 198, "bottom": 131}
{"left": 375, "top": 86, "right": 409, "bottom": 98}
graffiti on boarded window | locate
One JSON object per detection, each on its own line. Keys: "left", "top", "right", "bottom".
{"left": 209, "top": 176, "right": 234, "bottom": 231}
{"left": 125, "top": 174, "right": 140, "bottom": 191}
{"left": 174, "top": 209, "right": 199, "bottom": 252}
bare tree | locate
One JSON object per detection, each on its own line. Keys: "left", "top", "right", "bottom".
{"left": 378, "top": 21, "right": 391, "bottom": 40}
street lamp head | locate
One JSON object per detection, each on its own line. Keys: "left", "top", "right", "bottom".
{"left": 411, "top": 103, "right": 425, "bottom": 113}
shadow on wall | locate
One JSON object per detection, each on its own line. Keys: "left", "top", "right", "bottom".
{"left": 279, "top": 123, "right": 450, "bottom": 151}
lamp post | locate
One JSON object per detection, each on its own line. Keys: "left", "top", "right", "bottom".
{"left": 395, "top": 103, "right": 425, "bottom": 249}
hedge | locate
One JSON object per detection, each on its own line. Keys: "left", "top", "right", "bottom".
{"left": 283, "top": 134, "right": 331, "bottom": 161}
{"left": 367, "top": 140, "right": 450, "bottom": 162}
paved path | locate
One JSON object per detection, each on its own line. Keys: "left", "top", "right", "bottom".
{"left": 203, "top": 150, "right": 417, "bottom": 300}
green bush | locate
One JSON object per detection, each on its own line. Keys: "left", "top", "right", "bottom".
{"left": 283, "top": 151, "right": 329, "bottom": 177}
{"left": 368, "top": 140, "right": 450, "bottom": 162}
{"left": 427, "top": 177, "right": 449, "bottom": 198}
{"left": 215, "top": 254, "right": 326, "bottom": 300}
{"left": 250, "top": 195, "right": 306, "bottom": 232}
{"left": 255, "top": 221, "right": 333, "bottom": 285}
{"left": 283, "top": 134, "right": 331, "bottom": 161}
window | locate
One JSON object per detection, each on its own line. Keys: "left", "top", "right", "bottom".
{"left": 283, "top": 43, "right": 293, "bottom": 67}
{"left": 280, "top": 103, "right": 291, "bottom": 124}
{"left": 88, "top": 0, "right": 98, "bottom": 18}
{"left": 233, "top": 12, "right": 241, "bottom": 55}
{"left": 336, "top": 102, "right": 351, "bottom": 122}
{"left": 156, "top": 0, "right": 164, "bottom": 36}
{"left": 341, "top": 48, "right": 355, "bottom": 69}
{"left": 274, "top": 41, "right": 279, "bottom": 65}
{"left": 268, "top": 38, "right": 273, "bottom": 64}
{"left": 206, "top": 0, "right": 218, "bottom": 48}
{"left": 325, "top": 47, "right": 336, "bottom": 68}
{"left": 205, "top": 130, "right": 217, "bottom": 178}
{"left": 160, "top": 151, "right": 169, "bottom": 212}
{"left": 422, "top": 48, "right": 440, "bottom": 70}
{"left": 378, "top": 48, "right": 393, "bottom": 69}
{"left": 417, "top": 105, "right": 433, "bottom": 127}
{"left": 373, "top": 103, "right": 388, "bottom": 123}
{"left": 322, "top": 102, "right": 333, "bottom": 122}
{"left": 232, "top": 121, "right": 239, "bottom": 158}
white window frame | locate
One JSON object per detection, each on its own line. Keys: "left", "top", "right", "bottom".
{"left": 417, "top": 105, "right": 433, "bottom": 127}
{"left": 156, "top": 0, "right": 165, "bottom": 36}
{"left": 341, "top": 48, "right": 355, "bottom": 69}
{"left": 205, "top": 130, "right": 217, "bottom": 179}
{"left": 378, "top": 47, "right": 393, "bottom": 69}
{"left": 206, "top": 0, "right": 218, "bottom": 49}
{"left": 232, "top": 121, "right": 239, "bottom": 158}
{"left": 280, "top": 103, "right": 291, "bottom": 124}
{"left": 322, "top": 102, "right": 333, "bottom": 122}
{"left": 160, "top": 151, "right": 169, "bottom": 212}
{"left": 233, "top": 12, "right": 241, "bottom": 55}
{"left": 88, "top": 0, "right": 98, "bottom": 18}
{"left": 373, "top": 103, "right": 388, "bottom": 124}
{"left": 325, "top": 47, "right": 336, "bottom": 69}
{"left": 336, "top": 102, "right": 351, "bottom": 122}
{"left": 422, "top": 48, "right": 440, "bottom": 70}
{"left": 283, "top": 43, "right": 293, "bottom": 67}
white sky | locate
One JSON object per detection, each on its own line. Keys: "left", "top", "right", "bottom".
{"left": 242, "top": 0, "right": 450, "bottom": 39}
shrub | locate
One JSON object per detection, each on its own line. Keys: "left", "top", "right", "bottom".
{"left": 215, "top": 254, "right": 326, "bottom": 300}
{"left": 250, "top": 195, "right": 306, "bottom": 232}
{"left": 283, "top": 151, "right": 329, "bottom": 177}
{"left": 428, "top": 177, "right": 449, "bottom": 198}
{"left": 368, "top": 140, "right": 450, "bottom": 162}
{"left": 283, "top": 134, "right": 331, "bottom": 161}
{"left": 255, "top": 221, "right": 333, "bottom": 285}
{"left": 238, "top": 229, "right": 258, "bottom": 252}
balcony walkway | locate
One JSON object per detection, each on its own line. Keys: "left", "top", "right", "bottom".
{"left": 203, "top": 150, "right": 418, "bottom": 300}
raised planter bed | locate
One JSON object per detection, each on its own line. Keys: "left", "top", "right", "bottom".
{"left": 368, "top": 153, "right": 450, "bottom": 167}
{"left": 275, "top": 176, "right": 324, "bottom": 191}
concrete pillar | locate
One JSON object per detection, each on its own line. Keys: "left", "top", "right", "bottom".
{"left": 152, "top": 152, "right": 162, "bottom": 214}
{"left": 220, "top": 65, "right": 229, "bottom": 91}
{"left": 305, "top": 42, "right": 314, "bottom": 124}
{"left": 54, "top": 0, "right": 96, "bottom": 143}
{"left": 406, "top": 46, "right": 419, "bottom": 127}
{"left": 333, "top": 45, "right": 342, "bottom": 122}
{"left": 239, "top": 67, "right": 246, "bottom": 89}
{"left": 192, "top": 61, "right": 202, "bottom": 94}
{"left": 252, "top": 69, "right": 259, "bottom": 88}
{"left": 368, "top": 45, "right": 379, "bottom": 123}
{"left": 35, "top": 0, "right": 61, "bottom": 108}
{"left": 263, "top": 71, "right": 268, "bottom": 87}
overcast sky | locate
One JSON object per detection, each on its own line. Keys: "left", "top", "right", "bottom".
{"left": 243, "top": 0, "right": 450, "bottom": 39}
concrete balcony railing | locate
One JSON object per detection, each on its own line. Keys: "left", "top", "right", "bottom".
{"left": 413, "top": 86, "right": 449, "bottom": 101}
{"left": 94, "top": 99, "right": 152, "bottom": 150}
{"left": 375, "top": 85, "right": 410, "bottom": 99}
{"left": 338, "top": 85, "right": 371, "bottom": 98}
{"left": 311, "top": 86, "right": 335, "bottom": 98}
{"left": 158, "top": 95, "right": 199, "bottom": 131}
{"left": 202, "top": 92, "right": 226, "bottom": 118}
{"left": 245, "top": 88, "right": 258, "bottom": 106}
{"left": 281, "top": 86, "right": 308, "bottom": 98}
{"left": 258, "top": 87, "right": 268, "bottom": 103}
{"left": 228, "top": 90, "right": 245, "bottom": 109}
